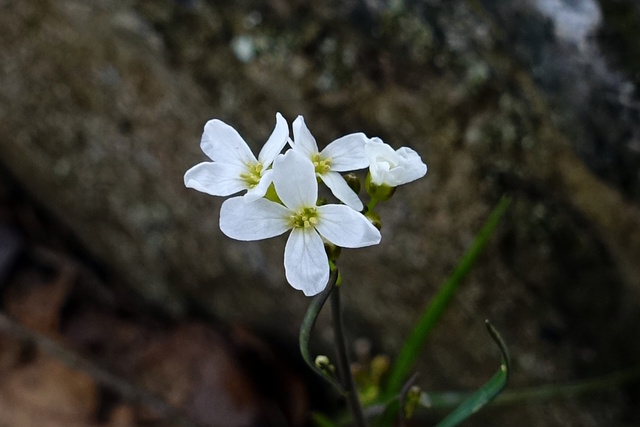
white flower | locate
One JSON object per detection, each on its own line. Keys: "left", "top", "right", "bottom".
{"left": 290, "top": 116, "right": 369, "bottom": 211}
{"left": 365, "top": 137, "right": 427, "bottom": 187}
{"left": 219, "top": 149, "right": 381, "bottom": 296}
{"left": 184, "top": 113, "right": 289, "bottom": 202}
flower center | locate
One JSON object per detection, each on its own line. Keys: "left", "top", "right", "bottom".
{"left": 376, "top": 158, "right": 396, "bottom": 171}
{"left": 240, "top": 162, "right": 263, "bottom": 188}
{"left": 290, "top": 206, "right": 319, "bottom": 229}
{"left": 311, "top": 153, "right": 332, "bottom": 175}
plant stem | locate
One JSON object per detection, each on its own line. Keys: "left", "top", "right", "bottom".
{"left": 330, "top": 285, "right": 368, "bottom": 427}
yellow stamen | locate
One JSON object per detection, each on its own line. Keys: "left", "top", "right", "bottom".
{"left": 311, "top": 153, "right": 332, "bottom": 175}
{"left": 291, "top": 207, "right": 319, "bottom": 229}
{"left": 240, "top": 162, "right": 263, "bottom": 188}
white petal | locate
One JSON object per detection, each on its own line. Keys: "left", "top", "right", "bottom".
{"left": 365, "top": 138, "right": 399, "bottom": 165}
{"left": 321, "top": 133, "right": 369, "bottom": 171}
{"left": 220, "top": 197, "right": 291, "bottom": 241}
{"left": 284, "top": 228, "right": 329, "bottom": 296}
{"left": 364, "top": 138, "right": 427, "bottom": 186}
{"left": 320, "top": 171, "right": 363, "bottom": 211}
{"left": 257, "top": 112, "right": 289, "bottom": 166}
{"left": 370, "top": 162, "right": 394, "bottom": 186}
{"left": 272, "top": 150, "right": 318, "bottom": 210}
{"left": 292, "top": 116, "right": 319, "bottom": 157}
{"left": 184, "top": 162, "right": 247, "bottom": 196}
{"left": 201, "top": 119, "right": 257, "bottom": 167}
{"left": 316, "top": 205, "right": 381, "bottom": 248}
{"left": 365, "top": 138, "right": 401, "bottom": 185}
{"left": 395, "top": 147, "right": 428, "bottom": 184}
{"left": 243, "top": 169, "right": 273, "bottom": 202}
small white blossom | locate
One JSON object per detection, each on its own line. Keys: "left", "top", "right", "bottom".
{"left": 365, "top": 137, "right": 427, "bottom": 187}
{"left": 290, "top": 116, "right": 369, "bottom": 211}
{"left": 184, "top": 113, "right": 288, "bottom": 202}
{"left": 219, "top": 149, "right": 381, "bottom": 296}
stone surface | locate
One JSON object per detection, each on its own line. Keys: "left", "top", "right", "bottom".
{"left": 1, "top": 0, "right": 639, "bottom": 424}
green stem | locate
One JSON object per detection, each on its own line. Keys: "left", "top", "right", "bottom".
{"left": 300, "top": 270, "right": 344, "bottom": 393}
{"left": 331, "top": 285, "right": 368, "bottom": 427}
{"left": 367, "top": 198, "right": 378, "bottom": 212}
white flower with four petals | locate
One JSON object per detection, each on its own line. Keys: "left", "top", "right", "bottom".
{"left": 184, "top": 113, "right": 289, "bottom": 202}
{"left": 290, "top": 116, "right": 369, "bottom": 211}
{"left": 219, "top": 150, "right": 381, "bottom": 296}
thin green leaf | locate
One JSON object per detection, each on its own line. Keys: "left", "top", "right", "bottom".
{"left": 384, "top": 196, "right": 511, "bottom": 398}
{"left": 299, "top": 268, "right": 344, "bottom": 393}
{"left": 432, "top": 320, "right": 509, "bottom": 427}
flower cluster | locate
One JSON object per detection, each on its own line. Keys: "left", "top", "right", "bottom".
{"left": 184, "top": 113, "right": 427, "bottom": 296}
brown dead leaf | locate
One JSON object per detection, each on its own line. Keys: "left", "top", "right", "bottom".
{"left": 0, "top": 352, "right": 98, "bottom": 427}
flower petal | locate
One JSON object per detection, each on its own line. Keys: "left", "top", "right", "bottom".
{"left": 364, "top": 138, "right": 427, "bottom": 186}
{"left": 284, "top": 228, "right": 330, "bottom": 296}
{"left": 316, "top": 205, "right": 381, "bottom": 248}
{"left": 321, "top": 133, "right": 369, "bottom": 171}
{"left": 201, "top": 119, "right": 257, "bottom": 167}
{"left": 244, "top": 169, "right": 273, "bottom": 202}
{"left": 320, "top": 171, "right": 363, "bottom": 211}
{"left": 272, "top": 150, "right": 318, "bottom": 210}
{"left": 395, "top": 147, "right": 428, "bottom": 183}
{"left": 184, "top": 162, "right": 247, "bottom": 196}
{"left": 220, "top": 197, "right": 291, "bottom": 241}
{"left": 365, "top": 138, "right": 402, "bottom": 186}
{"left": 257, "top": 112, "right": 289, "bottom": 166}
{"left": 292, "top": 116, "right": 319, "bottom": 157}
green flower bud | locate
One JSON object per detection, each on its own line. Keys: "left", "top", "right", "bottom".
{"left": 370, "top": 355, "right": 390, "bottom": 382}
{"left": 404, "top": 385, "right": 422, "bottom": 419}
{"left": 344, "top": 173, "right": 361, "bottom": 195}
{"left": 364, "top": 209, "right": 382, "bottom": 230}
{"left": 365, "top": 173, "right": 396, "bottom": 203}
{"left": 315, "top": 355, "right": 335, "bottom": 374}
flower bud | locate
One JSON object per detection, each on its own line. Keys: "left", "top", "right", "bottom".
{"left": 370, "top": 354, "right": 390, "bottom": 381}
{"left": 404, "top": 385, "right": 422, "bottom": 419}
{"left": 344, "top": 173, "right": 361, "bottom": 195}
{"left": 364, "top": 208, "right": 382, "bottom": 230}
{"left": 365, "top": 173, "right": 396, "bottom": 203}
{"left": 315, "top": 355, "right": 335, "bottom": 374}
